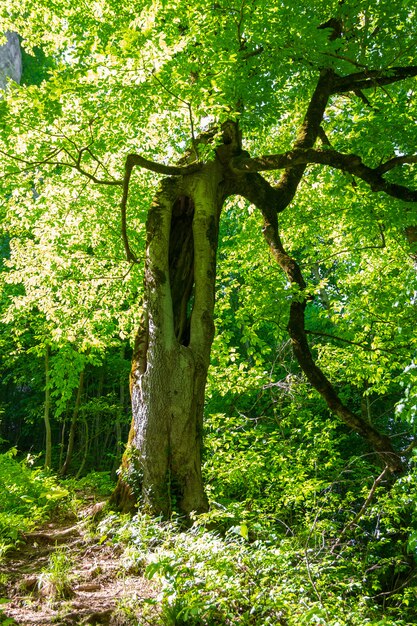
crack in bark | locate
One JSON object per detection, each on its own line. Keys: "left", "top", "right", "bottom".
{"left": 169, "top": 196, "right": 195, "bottom": 346}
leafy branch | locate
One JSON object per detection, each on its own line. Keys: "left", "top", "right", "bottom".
{"left": 1, "top": 142, "right": 202, "bottom": 264}
{"left": 234, "top": 68, "right": 405, "bottom": 472}
{"left": 305, "top": 329, "right": 411, "bottom": 356}
{"left": 331, "top": 467, "right": 389, "bottom": 554}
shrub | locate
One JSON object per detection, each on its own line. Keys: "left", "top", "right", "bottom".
{"left": 0, "top": 449, "right": 68, "bottom": 552}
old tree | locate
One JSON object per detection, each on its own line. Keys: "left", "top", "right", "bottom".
{"left": 1, "top": 0, "right": 417, "bottom": 516}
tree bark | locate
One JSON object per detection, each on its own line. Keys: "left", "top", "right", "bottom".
{"left": 0, "top": 32, "right": 22, "bottom": 90}
{"left": 111, "top": 347, "right": 125, "bottom": 480}
{"left": 112, "top": 160, "right": 225, "bottom": 516}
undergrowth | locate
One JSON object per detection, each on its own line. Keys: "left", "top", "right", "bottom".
{"left": 0, "top": 449, "right": 69, "bottom": 557}
{"left": 38, "top": 547, "right": 75, "bottom": 602}
{"left": 91, "top": 409, "right": 417, "bottom": 626}
{"left": 95, "top": 503, "right": 416, "bottom": 625}
{"left": 1, "top": 409, "right": 417, "bottom": 625}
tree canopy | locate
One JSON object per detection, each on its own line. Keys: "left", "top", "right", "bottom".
{"left": 1, "top": 1, "right": 417, "bottom": 623}
{"left": 1, "top": 0, "right": 417, "bottom": 491}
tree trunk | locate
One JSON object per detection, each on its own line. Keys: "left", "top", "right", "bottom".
{"left": 94, "top": 365, "right": 105, "bottom": 466}
{"left": 111, "top": 347, "right": 125, "bottom": 479}
{"left": 43, "top": 346, "right": 52, "bottom": 470}
{"left": 60, "top": 369, "right": 84, "bottom": 476}
{"left": 112, "top": 160, "right": 225, "bottom": 516}
{"left": 58, "top": 419, "right": 66, "bottom": 472}
{"left": 75, "top": 415, "right": 89, "bottom": 479}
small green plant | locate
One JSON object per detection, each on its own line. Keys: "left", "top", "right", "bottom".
{"left": 37, "top": 547, "right": 75, "bottom": 601}
{"left": 112, "top": 596, "right": 144, "bottom": 626}
{"left": 0, "top": 598, "right": 15, "bottom": 626}
{"left": 0, "top": 541, "right": 15, "bottom": 563}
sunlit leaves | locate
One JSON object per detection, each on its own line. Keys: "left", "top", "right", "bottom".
{"left": 1, "top": 0, "right": 417, "bottom": 428}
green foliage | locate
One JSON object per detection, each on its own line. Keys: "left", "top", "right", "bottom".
{"left": 64, "top": 470, "right": 115, "bottom": 497}
{"left": 97, "top": 486, "right": 417, "bottom": 625}
{"left": 0, "top": 598, "right": 14, "bottom": 626}
{"left": 20, "top": 45, "right": 55, "bottom": 86}
{"left": 37, "top": 547, "right": 75, "bottom": 600}
{"left": 87, "top": 399, "right": 417, "bottom": 625}
{"left": 1, "top": 0, "right": 417, "bottom": 449}
{"left": 0, "top": 449, "right": 68, "bottom": 550}
{"left": 0, "top": 1, "right": 417, "bottom": 623}
{"left": 203, "top": 410, "right": 350, "bottom": 532}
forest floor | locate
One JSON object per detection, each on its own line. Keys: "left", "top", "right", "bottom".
{"left": 1, "top": 499, "right": 158, "bottom": 626}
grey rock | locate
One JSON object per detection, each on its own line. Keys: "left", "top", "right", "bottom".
{"left": 0, "top": 31, "right": 22, "bottom": 89}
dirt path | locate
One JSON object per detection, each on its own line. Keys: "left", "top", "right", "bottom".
{"left": 1, "top": 505, "right": 157, "bottom": 625}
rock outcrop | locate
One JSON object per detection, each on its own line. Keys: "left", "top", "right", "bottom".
{"left": 0, "top": 32, "right": 22, "bottom": 89}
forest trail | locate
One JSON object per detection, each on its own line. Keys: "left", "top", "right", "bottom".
{"left": 1, "top": 502, "right": 157, "bottom": 625}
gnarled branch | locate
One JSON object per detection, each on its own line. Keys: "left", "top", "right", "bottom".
{"left": 375, "top": 154, "right": 417, "bottom": 174}
{"left": 231, "top": 148, "right": 417, "bottom": 203}
{"left": 332, "top": 66, "right": 417, "bottom": 93}
{"left": 120, "top": 156, "right": 138, "bottom": 263}
{"left": 235, "top": 168, "right": 403, "bottom": 471}
{"left": 127, "top": 154, "right": 202, "bottom": 176}
{"left": 260, "top": 221, "right": 402, "bottom": 472}
{"left": 119, "top": 154, "right": 203, "bottom": 263}
{"left": 273, "top": 68, "right": 336, "bottom": 211}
